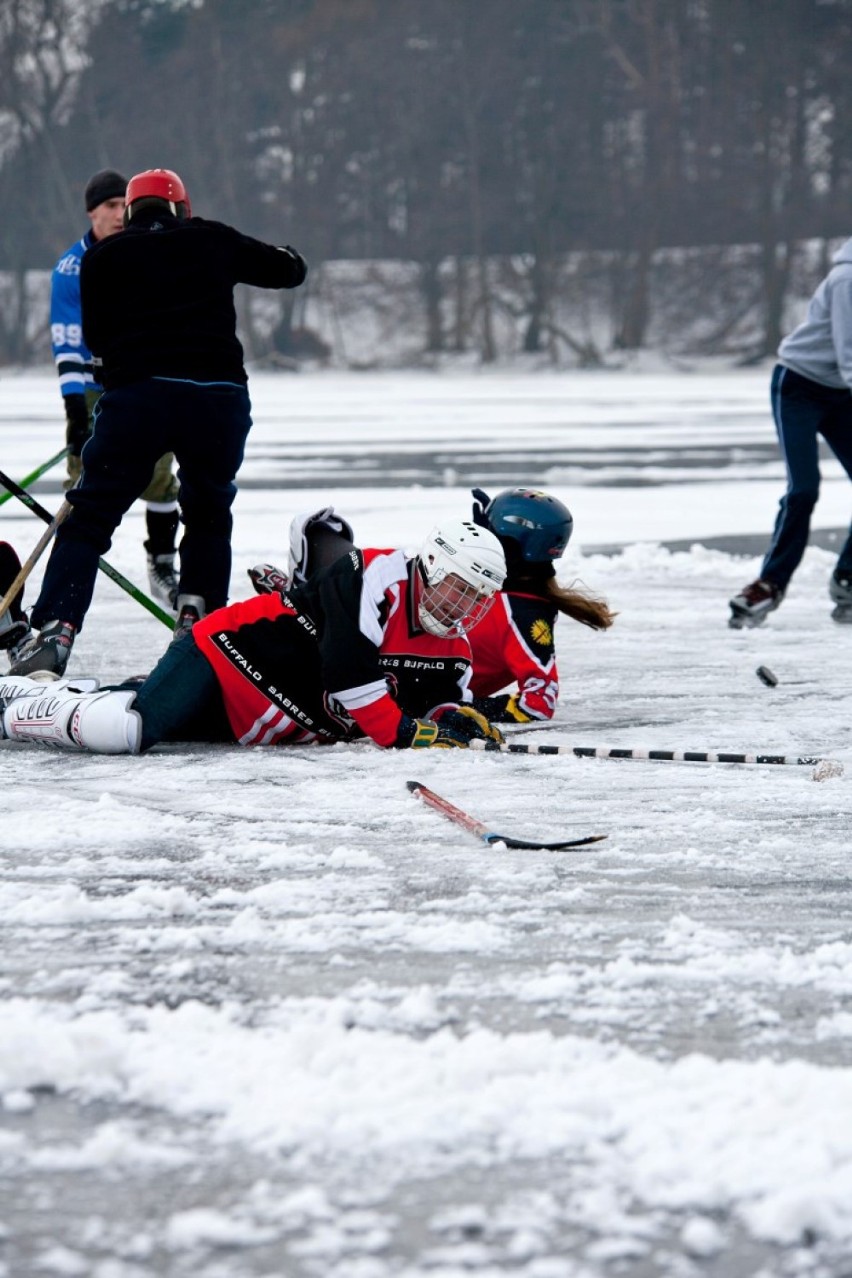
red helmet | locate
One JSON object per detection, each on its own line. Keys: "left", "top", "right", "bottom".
{"left": 125, "top": 168, "right": 191, "bottom": 220}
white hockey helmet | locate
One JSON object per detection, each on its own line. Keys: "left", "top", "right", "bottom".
{"left": 416, "top": 519, "right": 506, "bottom": 637}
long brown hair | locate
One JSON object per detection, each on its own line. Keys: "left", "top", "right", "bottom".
{"left": 508, "top": 571, "right": 616, "bottom": 631}
{"left": 545, "top": 577, "right": 616, "bottom": 630}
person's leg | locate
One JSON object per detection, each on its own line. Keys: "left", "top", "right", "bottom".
{"left": 129, "top": 632, "right": 233, "bottom": 752}
{"left": 171, "top": 381, "right": 252, "bottom": 612}
{"left": 759, "top": 366, "right": 825, "bottom": 588}
{"left": 142, "top": 453, "right": 180, "bottom": 555}
{"left": 0, "top": 685, "right": 141, "bottom": 752}
{"left": 820, "top": 404, "right": 852, "bottom": 576}
{"left": 30, "top": 385, "right": 171, "bottom": 632}
{"left": 141, "top": 453, "right": 181, "bottom": 609}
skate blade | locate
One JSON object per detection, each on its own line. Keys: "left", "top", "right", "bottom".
{"left": 728, "top": 611, "right": 767, "bottom": 630}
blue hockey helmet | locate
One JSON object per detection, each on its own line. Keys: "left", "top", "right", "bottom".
{"left": 471, "top": 487, "right": 573, "bottom": 564}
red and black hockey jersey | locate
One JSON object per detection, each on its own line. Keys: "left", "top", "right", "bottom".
{"left": 192, "top": 547, "right": 473, "bottom": 747}
{"left": 467, "top": 589, "right": 559, "bottom": 721}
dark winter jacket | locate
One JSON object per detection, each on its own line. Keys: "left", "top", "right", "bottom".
{"left": 80, "top": 209, "right": 306, "bottom": 389}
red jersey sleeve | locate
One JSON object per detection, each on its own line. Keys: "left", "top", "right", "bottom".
{"left": 467, "top": 591, "right": 559, "bottom": 721}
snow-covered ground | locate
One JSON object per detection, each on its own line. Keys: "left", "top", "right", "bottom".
{"left": 1, "top": 366, "right": 852, "bottom": 1278}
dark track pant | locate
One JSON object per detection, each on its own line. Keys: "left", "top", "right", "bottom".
{"left": 761, "top": 364, "right": 852, "bottom": 588}
{"left": 31, "top": 378, "right": 252, "bottom": 631}
{"left": 129, "top": 631, "right": 233, "bottom": 753}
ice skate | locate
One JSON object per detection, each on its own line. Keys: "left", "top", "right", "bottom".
{"left": 829, "top": 570, "right": 852, "bottom": 624}
{"left": 172, "top": 594, "right": 205, "bottom": 642}
{"left": 728, "top": 579, "right": 784, "bottom": 629}
{"left": 8, "top": 620, "right": 77, "bottom": 678}
{"left": 147, "top": 552, "right": 179, "bottom": 611}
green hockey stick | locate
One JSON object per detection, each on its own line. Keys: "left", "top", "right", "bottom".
{"left": 0, "top": 467, "right": 174, "bottom": 629}
{"left": 0, "top": 446, "right": 70, "bottom": 507}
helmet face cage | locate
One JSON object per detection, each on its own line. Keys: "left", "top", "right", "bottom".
{"left": 417, "top": 520, "right": 506, "bottom": 637}
{"left": 418, "top": 572, "right": 497, "bottom": 637}
{"left": 484, "top": 489, "right": 573, "bottom": 563}
{"left": 125, "top": 168, "right": 191, "bottom": 221}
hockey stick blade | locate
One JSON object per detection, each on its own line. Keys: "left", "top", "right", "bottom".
{"left": 406, "top": 781, "right": 606, "bottom": 850}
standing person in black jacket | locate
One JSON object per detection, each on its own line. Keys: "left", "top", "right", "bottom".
{"left": 50, "top": 169, "right": 182, "bottom": 615}
{"left": 12, "top": 168, "right": 307, "bottom": 680}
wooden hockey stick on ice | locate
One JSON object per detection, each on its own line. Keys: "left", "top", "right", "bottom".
{"left": 406, "top": 780, "right": 607, "bottom": 849}
{"left": 0, "top": 501, "right": 71, "bottom": 623}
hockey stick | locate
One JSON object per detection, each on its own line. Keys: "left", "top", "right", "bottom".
{"left": 0, "top": 446, "right": 70, "bottom": 508}
{"left": 469, "top": 738, "right": 844, "bottom": 776}
{"left": 0, "top": 501, "right": 71, "bottom": 623}
{"left": 406, "top": 780, "right": 607, "bottom": 850}
{"left": 0, "top": 468, "right": 173, "bottom": 629}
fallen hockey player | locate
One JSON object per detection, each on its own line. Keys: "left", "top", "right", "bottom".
{"left": 0, "top": 519, "right": 506, "bottom": 755}
{"left": 251, "top": 492, "right": 616, "bottom": 726}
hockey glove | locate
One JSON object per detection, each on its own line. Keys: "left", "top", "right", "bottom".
{"left": 429, "top": 703, "right": 505, "bottom": 744}
{"left": 248, "top": 562, "right": 290, "bottom": 596}
{"left": 64, "top": 394, "right": 91, "bottom": 457}
{"left": 471, "top": 487, "right": 493, "bottom": 529}
{"left": 280, "top": 245, "right": 308, "bottom": 286}
{"left": 395, "top": 714, "right": 472, "bottom": 749}
{"left": 471, "top": 692, "right": 534, "bottom": 725}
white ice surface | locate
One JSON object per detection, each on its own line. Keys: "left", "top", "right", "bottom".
{"left": 1, "top": 366, "right": 852, "bottom": 1277}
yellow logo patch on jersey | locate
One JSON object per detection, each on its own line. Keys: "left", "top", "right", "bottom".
{"left": 530, "top": 618, "right": 552, "bottom": 647}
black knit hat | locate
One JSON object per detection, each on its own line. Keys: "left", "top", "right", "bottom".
{"left": 84, "top": 169, "right": 127, "bottom": 212}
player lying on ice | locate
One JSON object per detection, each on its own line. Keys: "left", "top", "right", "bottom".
{"left": 251, "top": 489, "right": 615, "bottom": 726}
{"left": 0, "top": 519, "right": 507, "bottom": 755}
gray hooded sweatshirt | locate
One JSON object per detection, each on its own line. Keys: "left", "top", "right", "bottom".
{"left": 778, "top": 237, "right": 852, "bottom": 390}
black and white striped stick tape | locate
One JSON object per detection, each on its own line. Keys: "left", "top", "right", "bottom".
{"left": 470, "top": 738, "right": 843, "bottom": 778}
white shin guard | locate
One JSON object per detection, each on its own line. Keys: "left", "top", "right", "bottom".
{"left": 2, "top": 688, "right": 142, "bottom": 754}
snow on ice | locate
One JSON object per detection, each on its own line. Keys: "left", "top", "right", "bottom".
{"left": 1, "top": 366, "right": 851, "bottom": 1277}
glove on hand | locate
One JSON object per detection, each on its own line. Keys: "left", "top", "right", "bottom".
{"left": 395, "top": 705, "right": 504, "bottom": 750}
{"left": 394, "top": 714, "right": 468, "bottom": 749}
{"left": 248, "top": 563, "right": 289, "bottom": 596}
{"left": 471, "top": 487, "right": 493, "bottom": 529}
{"left": 471, "top": 692, "right": 534, "bottom": 725}
{"left": 63, "top": 394, "right": 90, "bottom": 457}
{"left": 280, "top": 245, "right": 308, "bottom": 286}
{"left": 431, "top": 703, "right": 505, "bottom": 745}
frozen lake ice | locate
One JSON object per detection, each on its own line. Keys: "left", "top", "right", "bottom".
{"left": 1, "top": 366, "right": 851, "bottom": 1277}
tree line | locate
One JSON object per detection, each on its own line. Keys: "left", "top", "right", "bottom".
{"left": 1, "top": 0, "right": 851, "bottom": 367}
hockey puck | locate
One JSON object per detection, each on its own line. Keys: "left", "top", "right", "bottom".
{"left": 756, "top": 665, "right": 778, "bottom": 687}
